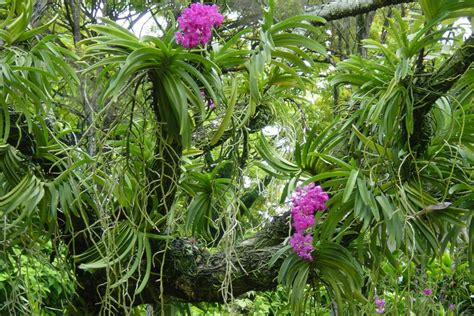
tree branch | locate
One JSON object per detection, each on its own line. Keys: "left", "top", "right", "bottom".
{"left": 69, "top": 212, "right": 290, "bottom": 312}
{"left": 305, "top": 0, "right": 416, "bottom": 22}
{"left": 409, "top": 35, "right": 474, "bottom": 152}
{"left": 423, "top": 35, "right": 474, "bottom": 101}
{"left": 31, "top": 0, "right": 50, "bottom": 27}
{"left": 151, "top": 212, "right": 290, "bottom": 303}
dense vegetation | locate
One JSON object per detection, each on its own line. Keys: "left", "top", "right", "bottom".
{"left": 0, "top": 0, "right": 473, "bottom": 314}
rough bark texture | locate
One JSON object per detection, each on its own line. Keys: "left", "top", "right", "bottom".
{"left": 146, "top": 212, "right": 290, "bottom": 304}
{"left": 67, "top": 213, "right": 290, "bottom": 314}
{"left": 31, "top": 0, "right": 50, "bottom": 27}
{"left": 305, "top": 0, "right": 416, "bottom": 22}
{"left": 421, "top": 35, "right": 474, "bottom": 104}
{"left": 225, "top": 0, "right": 415, "bottom": 28}
{"left": 64, "top": 0, "right": 81, "bottom": 43}
{"left": 356, "top": 11, "right": 375, "bottom": 57}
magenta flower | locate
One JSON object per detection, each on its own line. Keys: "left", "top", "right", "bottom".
{"left": 448, "top": 303, "right": 455, "bottom": 311}
{"left": 200, "top": 90, "right": 215, "bottom": 109}
{"left": 423, "top": 288, "right": 433, "bottom": 296}
{"left": 207, "top": 99, "right": 215, "bottom": 109}
{"left": 289, "top": 183, "right": 329, "bottom": 261}
{"left": 292, "top": 183, "right": 329, "bottom": 213}
{"left": 289, "top": 232, "right": 313, "bottom": 261}
{"left": 175, "top": 3, "right": 224, "bottom": 48}
{"left": 374, "top": 297, "right": 385, "bottom": 313}
{"left": 291, "top": 211, "right": 315, "bottom": 231}
{"left": 375, "top": 298, "right": 386, "bottom": 307}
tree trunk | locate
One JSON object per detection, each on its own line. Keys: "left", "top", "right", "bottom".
{"left": 409, "top": 35, "right": 474, "bottom": 154}
{"left": 356, "top": 11, "right": 375, "bottom": 57}
{"left": 31, "top": 0, "right": 49, "bottom": 27}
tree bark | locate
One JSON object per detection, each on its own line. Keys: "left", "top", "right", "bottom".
{"left": 68, "top": 212, "right": 290, "bottom": 314}
{"left": 31, "top": 0, "right": 50, "bottom": 27}
{"left": 409, "top": 35, "right": 474, "bottom": 153}
{"left": 65, "top": 0, "right": 81, "bottom": 43}
{"left": 422, "top": 35, "right": 474, "bottom": 100}
{"left": 144, "top": 212, "right": 290, "bottom": 304}
{"left": 356, "top": 11, "right": 375, "bottom": 57}
{"left": 305, "top": 0, "right": 416, "bottom": 22}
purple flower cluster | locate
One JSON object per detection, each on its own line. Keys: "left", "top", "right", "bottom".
{"left": 289, "top": 233, "right": 313, "bottom": 261}
{"left": 200, "top": 90, "right": 215, "bottom": 109}
{"left": 375, "top": 298, "right": 385, "bottom": 313}
{"left": 289, "top": 183, "right": 329, "bottom": 261}
{"left": 175, "top": 3, "right": 224, "bottom": 48}
{"left": 423, "top": 288, "right": 433, "bottom": 296}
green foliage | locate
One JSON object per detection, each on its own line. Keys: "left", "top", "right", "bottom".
{"left": 368, "top": 250, "right": 473, "bottom": 314}
{"left": 82, "top": 17, "right": 222, "bottom": 147}
{"left": 0, "top": 243, "right": 75, "bottom": 315}
{"left": 0, "top": 3, "right": 88, "bottom": 313}
{"left": 418, "top": 0, "right": 474, "bottom": 21}
{"left": 255, "top": 3, "right": 473, "bottom": 315}
{"left": 181, "top": 161, "right": 234, "bottom": 239}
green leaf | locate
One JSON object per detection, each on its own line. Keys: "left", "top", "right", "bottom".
{"left": 17, "top": 14, "right": 57, "bottom": 42}
{"left": 269, "top": 15, "right": 325, "bottom": 34}
{"left": 343, "top": 169, "right": 359, "bottom": 203}
{"left": 135, "top": 236, "right": 152, "bottom": 294}
{"left": 272, "top": 33, "right": 326, "bottom": 55}
{"left": 257, "top": 133, "right": 300, "bottom": 174}
{"left": 211, "top": 78, "right": 237, "bottom": 145}
{"left": 269, "top": 245, "right": 291, "bottom": 268}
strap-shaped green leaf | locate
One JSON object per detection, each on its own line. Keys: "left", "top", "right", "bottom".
{"left": 211, "top": 77, "right": 238, "bottom": 145}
